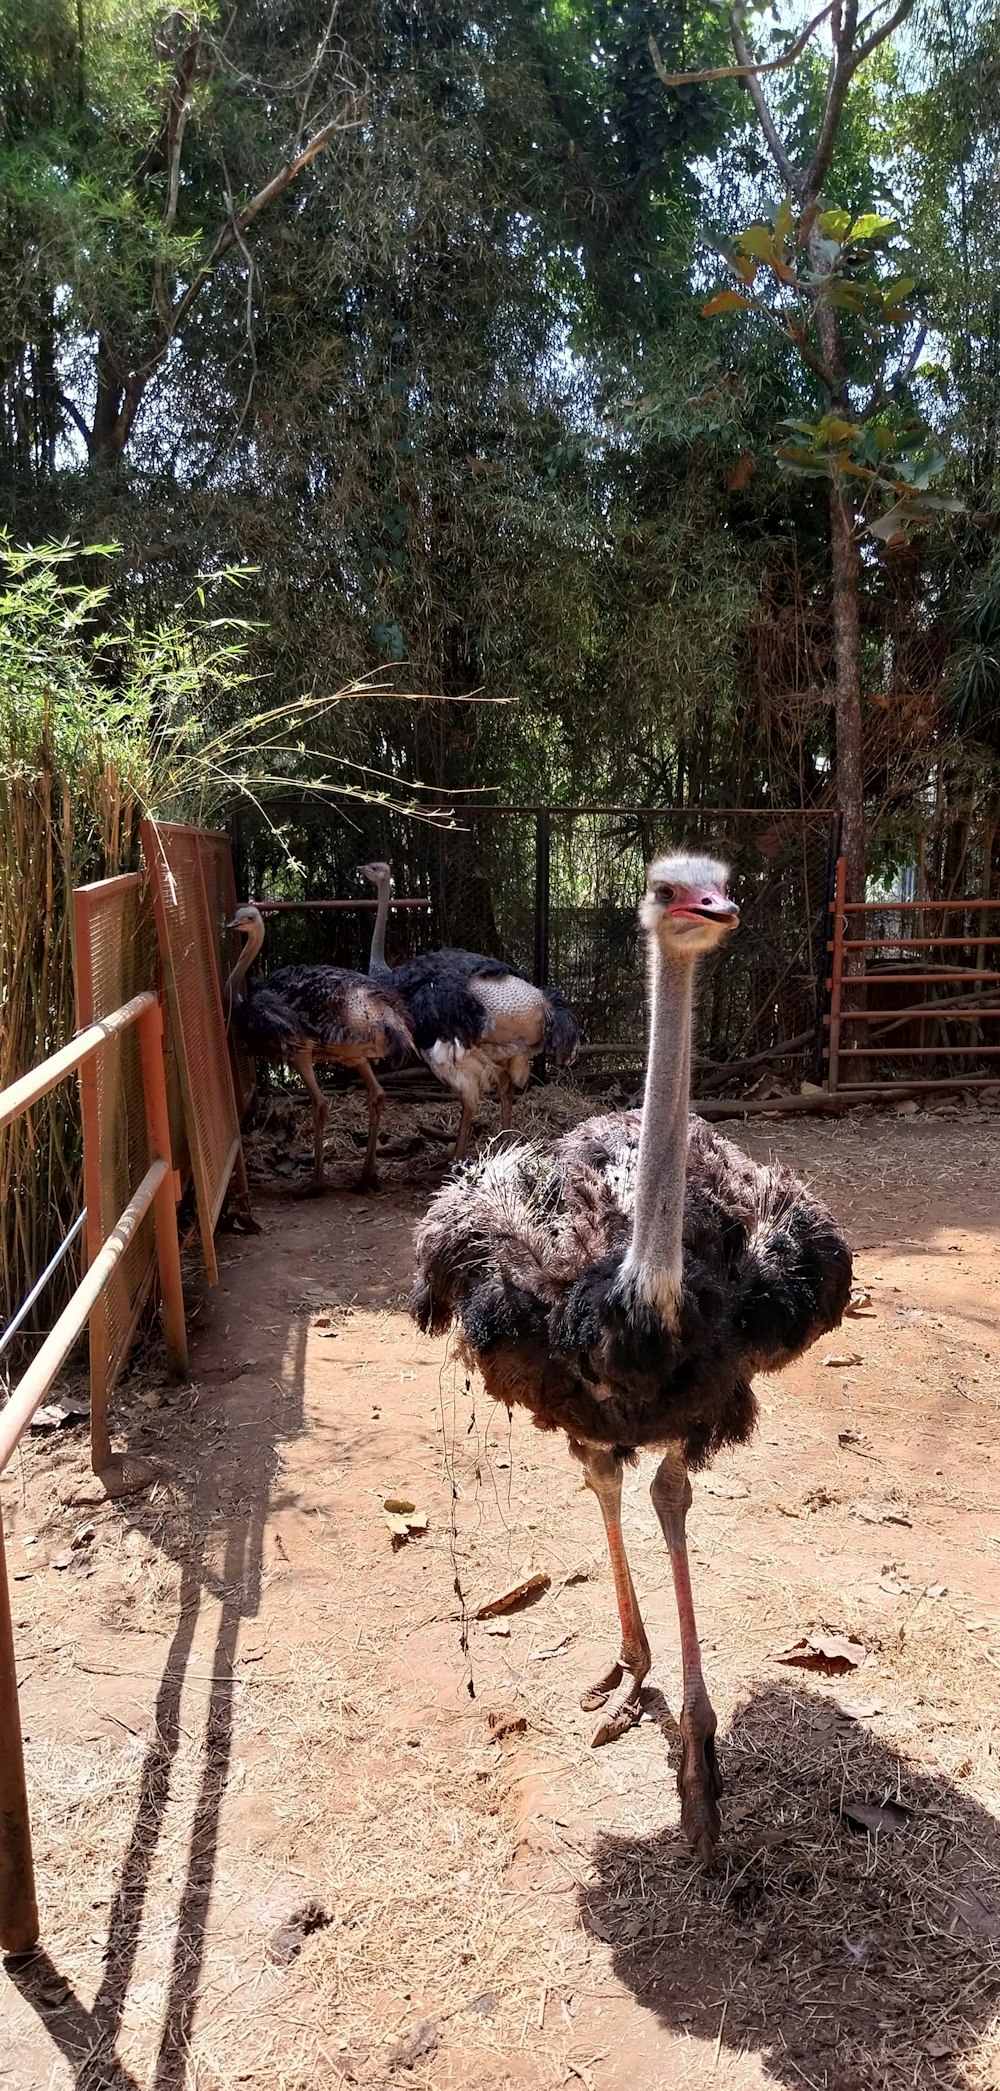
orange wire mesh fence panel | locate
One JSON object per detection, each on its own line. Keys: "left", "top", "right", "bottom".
{"left": 198, "top": 826, "right": 255, "bottom": 1120}
{"left": 140, "top": 820, "right": 245, "bottom": 1283}
{"left": 74, "top": 874, "right": 164, "bottom": 1449}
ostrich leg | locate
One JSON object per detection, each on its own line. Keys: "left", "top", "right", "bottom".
{"left": 495, "top": 1067, "right": 515, "bottom": 1132}
{"left": 290, "top": 1049, "right": 328, "bottom": 1194}
{"left": 579, "top": 1445, "right": 651, "bottom": 1745}
{"left": 650, "top": 1450, "right": 722, "bottom": 1864}
{"left": 356, "top": 1059, "right": 386, "bottom": 1190}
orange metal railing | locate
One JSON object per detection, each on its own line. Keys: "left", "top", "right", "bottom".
{"left": 0, "top": 990, "right": 187, "bottom": 1956}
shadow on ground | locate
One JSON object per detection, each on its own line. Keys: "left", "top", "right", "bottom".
{"left": 583, "top": 1682, "right": 1000, "bottom": 2089}
{"left": 5, "top": 1183, "right": 399, "bottom": 2089}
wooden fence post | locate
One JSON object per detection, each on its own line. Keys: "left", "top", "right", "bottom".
{"left": 0, "top": 1510, "right": 39, "bottom": 1954}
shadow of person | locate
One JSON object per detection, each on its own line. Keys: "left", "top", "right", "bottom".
{"left": 582, "top": 1683, "right": 1000, "bottom": 2089}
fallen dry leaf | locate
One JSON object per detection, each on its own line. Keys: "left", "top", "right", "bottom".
{"left": 475, "top": 1572, "right": 551, "bottom": 1619}
{"left": 383, "top": 1497, "right": 429, "bottom": 1547}
{"left": 530, "top": 1635, "right": 572, "bottom": 1662}
{"left": 267, "top": 1900, "right": 331, "bottom": 1966}
{"left": 845, "top": 1288, "right": 875, "bottom": 1317}
{"left": 824, "top": 1350, "right": 862, "bottom": 1368}
{"left": 773, "top": 1632, "right": 866, "bottom": 1674}
{"left": 483, "top": 1620, "right": 511, "bottom": 1638}
{"left": 842, "top": 1798, "right": 913, "bottom": 1836}
{"left": 700, "top": 1474, "right": 749, "bottom": 1500}
{"left": 839, "top": 1700, "right": 886, "bottom": 1721}
{"left": 487, "top": 1709, "right": 527, "bottom": 1743}
{"left": 854, "top": 1500, "right": 912, "bottom": 1528}
{"left": 387, "top": 2018, "right": 443, "bottom": 2069}
{"left": 939, "top": 1887, "right": 1000, "bottom": 1940}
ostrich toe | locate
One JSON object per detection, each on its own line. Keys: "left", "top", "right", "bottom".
{"left": 677, "top": 1720, "right": 722, "bottom": 1864}
{"left": 588, "top": 1670, "right": 646, "bottom": 1747}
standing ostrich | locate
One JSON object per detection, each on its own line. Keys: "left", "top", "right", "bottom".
{"left": 359, "top": 860, "right": 580, "bottom": 1158}
{"left": 224, "top": 904, "right": 413, "bottom": 1192}
{"left": 411, "top": 853, "right": 851, "bottom": 1861}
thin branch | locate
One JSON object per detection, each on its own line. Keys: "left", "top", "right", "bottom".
{"left": 295, "top": 3, "right": 341, "bottom": 150}
{"left": 138, "top": 104, "right": 362, "bottom": 379}
{"left": 728, "top": 9, "right": 800, "bottom": 193}
{"left": 803, "top": 0, "right": 859, "bottom": 201}
{"left": 649, "top": 4, "right": 833, "bottom": 87}
{"left": 862, "top": 321, "right": 928, "bottom": 419}
{"left": 56, "top": 389, "right": 91, "bottom": 447}
{"left": 855, "top": 0, "right": 921, "bottom": 61}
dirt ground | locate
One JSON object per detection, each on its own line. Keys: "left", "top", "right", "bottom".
{"left": 3, "top": 1088, "right": 1000, "bottom": 2091}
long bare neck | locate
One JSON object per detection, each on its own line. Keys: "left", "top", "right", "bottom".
{"left": 224, "top": 917, "right": 264, "bottom": 1003}
{"left": 368, "top": 879, "right": 392, "bottom": 982}
{"left": 621, "top": 939, "right": 696, "bottom": 1325}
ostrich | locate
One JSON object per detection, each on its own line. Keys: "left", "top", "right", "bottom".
{"left": 411, "top": 852, "right": 851, "bottom": 1861}
{"left": 359, "top": 860, "right": 580, "bottom": 1158}
{"left": 224, "top": 904, "right": 413, "bottom": 1193}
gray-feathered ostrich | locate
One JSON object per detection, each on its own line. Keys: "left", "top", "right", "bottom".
{"left": 224, "top": 905, "right": 413, "bottom": 1193}
{"left": 360, "top": 860, "right": 580, "bottom": 1158}
{"left": 411, "top": 853, "right": 851, "bottom": 1862}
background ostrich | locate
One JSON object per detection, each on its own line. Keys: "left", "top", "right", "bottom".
{"left": 411, "top": 852, "right": 852, "bottom": 1862}
{"left": 360, "top": 859, "right": 580, "bottom": 1158}
{"left": 225, "top": 904, "right": 413, "bottom": 1192}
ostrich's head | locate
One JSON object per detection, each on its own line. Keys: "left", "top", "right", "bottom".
{"left": 359, "top": 860, "right": 392, "bottom": 889}
{"left": 227, "top": 902, "right": 266, "bottom": 939}
{"left": 640, "top": 852, "right": 740, "bottom": 955}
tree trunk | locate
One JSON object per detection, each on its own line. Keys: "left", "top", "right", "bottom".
{"left": 829, "top": 481, "right": 865, "bottom": 905}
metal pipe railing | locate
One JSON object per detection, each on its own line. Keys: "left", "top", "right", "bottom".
{"left": 0, "top": 1208, "right": 87, "bottom": 1362}
{"left": 0, "top": 990, "right": 188, "bottom": 1956}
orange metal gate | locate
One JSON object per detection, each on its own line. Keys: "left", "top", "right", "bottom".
{"left": 826, "top": 856, "right": 1000, "bottom": 1094}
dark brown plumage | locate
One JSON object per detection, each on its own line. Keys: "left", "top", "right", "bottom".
{"left": 411, "top": 852, "right": 851, "bottom": 1863}
{"left": 360, "top": 862, "right": 580, "bottom": 1157}
{"left": 413, "top": 1110, "right": 851, "bottom": 1464}
{"left": 225, "top": 906, "right": 413, "bottom": 1192}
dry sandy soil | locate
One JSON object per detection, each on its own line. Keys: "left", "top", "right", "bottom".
{"left": 3, "top": 1088, "right": 1000, "bottom": 2091}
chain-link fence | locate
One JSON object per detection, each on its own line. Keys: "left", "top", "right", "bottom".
{"left": 233, "top": 801, "right": 840, "bottom": 1080}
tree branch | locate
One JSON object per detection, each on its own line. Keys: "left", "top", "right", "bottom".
{"left": 854, "top": 0, "right": 921, "bottom": 61}
{"left": 56, "top": 389, "right": 91, "bottom": 447}
{"left": 649, "top": 4, "right": 833, "bottom": 87}
{"left": 728, "top": 9, "right": 800, "bottom": 194}
{"left": 139, "top": 104, "right": 362, "bottom": 379}
{"left": 803, "top": 0, "right": 859, "bottom": 201}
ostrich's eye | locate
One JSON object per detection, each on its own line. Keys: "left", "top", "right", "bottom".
{"left": 655, "top": 883, "right": 676, "bottom": 903}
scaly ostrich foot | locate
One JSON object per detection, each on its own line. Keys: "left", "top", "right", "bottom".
{"left": 677, "top": 1708, "right": 723, "bottom": 1865}
{"left": 582, "top": 1660, "right": 647, "bottom": 1746}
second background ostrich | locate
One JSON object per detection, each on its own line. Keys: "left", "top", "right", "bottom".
{"left": 360, "top": 858, "right": 580, "bottom": 1157}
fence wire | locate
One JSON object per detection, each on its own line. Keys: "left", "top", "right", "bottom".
{"left": 233, "top": 801, "right": 838, "bottom": 1075}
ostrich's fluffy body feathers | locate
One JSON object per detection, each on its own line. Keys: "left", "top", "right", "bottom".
{"left": 393, "top": 947, "right": 579, "bottom": 1067}
{"left": 412, "top": 1111, "right": 851, "bottom": 1467}
{"left": 234, "top": 963, "right": 411, "bottom": 1069}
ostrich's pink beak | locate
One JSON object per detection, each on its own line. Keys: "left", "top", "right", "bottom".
{"left": 666, "top": 887, "right": 740, "bottom": 927}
